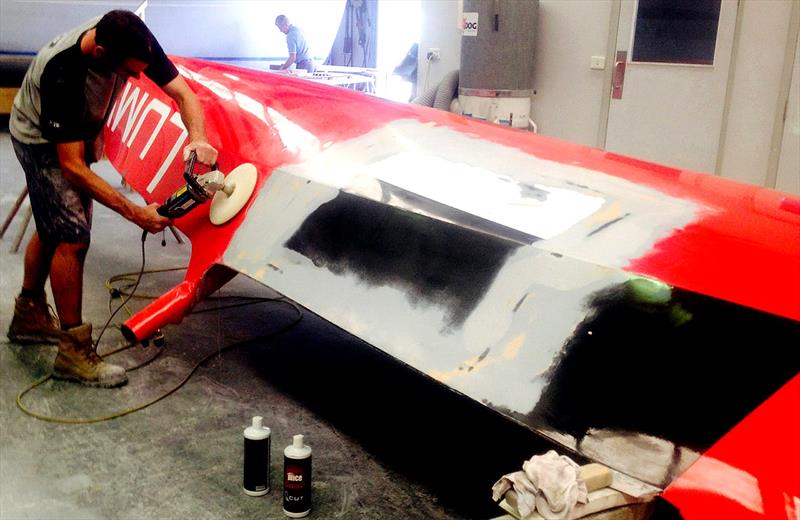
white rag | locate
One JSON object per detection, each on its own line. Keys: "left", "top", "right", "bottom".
{"left": 492, "top": 450, "right": 588, "bottom": 520}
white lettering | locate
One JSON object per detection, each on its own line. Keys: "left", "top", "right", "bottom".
{"left": 146, "top": 112, "right": 187, "bottom": 193}
{"left": 130, "top": 98, "right": 170, "bottom": 157}
{"left": 107, "top": 82, "right": 129, "bottom": 127}
{"left": 109, "top": 83, "right": 146, "bottom": 143}
{"left": 118, "top": 92, "right": 149, "bottom": 143}
{"left": 107, "top": 81, "right": 189, "bottom": 194}
{"left": 107, "top": 82, "right": 127, "bottom": 127}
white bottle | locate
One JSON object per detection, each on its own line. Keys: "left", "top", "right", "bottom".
{"left": 243, "top": 416, "right": 271, "bottom": 496}
{"left": 283, "top": 434, "right": 312, "bottom": 517}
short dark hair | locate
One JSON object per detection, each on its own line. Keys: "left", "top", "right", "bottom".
{"left": 95, "top": 10, "right": 153, "bottom": 65}
{"left": 275, "top": 15, "right": 289, "bottom": 26}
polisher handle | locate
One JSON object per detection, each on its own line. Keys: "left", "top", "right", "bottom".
{"left": 184, "top": 150, "right": 219, "bottom": 177}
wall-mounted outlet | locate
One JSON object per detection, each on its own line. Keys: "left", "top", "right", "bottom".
{"left": 427, "top": 48, "right": 441, "bottom": 62}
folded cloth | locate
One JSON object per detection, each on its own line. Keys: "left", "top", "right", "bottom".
{"left": 492, "top": 450, "right": 589, "bottom": 520}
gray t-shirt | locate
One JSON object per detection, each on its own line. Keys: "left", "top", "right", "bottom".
{"left": 286, "top": 25, "right": 311, "bottom": 63}
{"left": 11, "top": 16, "right": 178, "bottom": 145}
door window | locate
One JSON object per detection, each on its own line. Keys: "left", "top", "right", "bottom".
{"left": 631, "top": 0, "right": 722, "bottom": 65}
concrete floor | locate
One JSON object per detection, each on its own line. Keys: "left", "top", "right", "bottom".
{"left": 0, "top": 130, "right": 563, "bottom": 519}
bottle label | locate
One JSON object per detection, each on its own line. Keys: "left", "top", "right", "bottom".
{"left": 243, "top": 437, "right": 270, "bottom": 492}
{"left": 283, "top": 456, "right": 312, "bottom": 513}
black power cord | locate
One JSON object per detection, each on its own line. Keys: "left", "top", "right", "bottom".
{"left": 16, "top": 230, "right": 304, "bottom": 423}
{"left": 94, "top": 231, "right": 148, "bottom": 349}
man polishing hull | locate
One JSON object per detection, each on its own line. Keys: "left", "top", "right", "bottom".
{"left": 7, "top": 10, "right": 218, "bottom": 387}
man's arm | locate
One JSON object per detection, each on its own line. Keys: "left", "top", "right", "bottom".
{"left": 280, "top": 52, "right": 297, "bottom": 70}
{"left": 160, "top": 75, "right": 219, "bottom": 166}
{"left": 56, "top": 141, "right": 169, "bottom": 233}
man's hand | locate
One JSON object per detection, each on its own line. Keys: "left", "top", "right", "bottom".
{"left": 183, "top": 140, "right": 219, "bottom": 166}
{"left": 136, "top": 203, "right": 171, "bottom": 234}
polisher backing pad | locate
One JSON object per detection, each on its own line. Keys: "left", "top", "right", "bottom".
{"left": 209, "top": 163, "right": 258, "bottom": 225}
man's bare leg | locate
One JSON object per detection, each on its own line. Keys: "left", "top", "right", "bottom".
{"left": 22, "top": 231, "right": 55, "bottom": 294}
{"left": 49, "top": 241, "right": 89, "bottom": 329}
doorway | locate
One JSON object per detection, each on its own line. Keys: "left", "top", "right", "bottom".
{"left": 603, "top": 0, "right": 738, "bottom": 173}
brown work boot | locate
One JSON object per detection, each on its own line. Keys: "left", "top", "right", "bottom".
{"left": 7, "top": 295, "right": 61, "bottom": 345}
{"left": 53, "top": 324, "right": 128, "bottom": 387}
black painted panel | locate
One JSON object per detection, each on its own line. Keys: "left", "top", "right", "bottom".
{"left": 285, "top": 192, "right": 521, "bottom": 328}
{"left": 532, "top": 280, "right": 800, "bottom": 450}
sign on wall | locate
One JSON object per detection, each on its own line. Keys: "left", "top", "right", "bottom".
{"left": 462, "top": 12, "right": 478, "bottom": 36}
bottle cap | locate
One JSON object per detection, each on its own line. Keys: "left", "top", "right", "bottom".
{"left": 285, "top": 433, "right": 310, "bottom": 459}
{"left": 245, "top": 416, "right": 270, "bottom": 440}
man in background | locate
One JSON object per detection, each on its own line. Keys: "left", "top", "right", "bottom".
{"left": 7, "top": 10, "right": 218, "bottom": 387}
{"left": 275, "top": 15, "right": 316, "bottom": 73}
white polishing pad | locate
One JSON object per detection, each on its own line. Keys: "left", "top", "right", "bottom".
{"left": 209, "top": 163, "right": 258, "bottom": 225}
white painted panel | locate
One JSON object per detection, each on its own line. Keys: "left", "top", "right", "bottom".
{"left": 718, "top": 0, "right": 794, "bottom": 187}
{"left": 531, "top": 0, "right": 613, "bottom": 147}
{"left": 776, "top": 35, "right": 800, "bottom": 195}
{"left": 605, "top": 0, "right": 737, "bottom": 173}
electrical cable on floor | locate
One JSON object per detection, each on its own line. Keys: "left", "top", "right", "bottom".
{"left": 95, "top": 230, "right": 148, "bottom": 350}
{"left": 423, "top": 54, "right": 434, "bottom": 92}
{"left": 15, "top": 231, "right": 304, "bottom": 424}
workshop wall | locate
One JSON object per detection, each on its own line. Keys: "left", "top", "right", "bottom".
{"left": 0, "top": 0, "right": 343, "bottom": 65}
{"left": 417, "top": 1, "right": 462, "bottom": 95}
{"left": 418, "top": 0, "right": 799, "bottom": 194}
{"left": 2, "top": 0, "right": 797, "bottom": 193}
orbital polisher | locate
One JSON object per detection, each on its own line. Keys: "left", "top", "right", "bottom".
{"left": 157, "top": 151, "right": 258, "bottom": 225}
{"left": 133, "top": 153, "right": 258, "bottom": 348}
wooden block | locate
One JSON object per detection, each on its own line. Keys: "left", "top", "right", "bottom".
{"left": 580, "top": 463, "right": 613, "bottom": 492}
{"left": 0, "top": 87, "right": 18, "bottom": 114}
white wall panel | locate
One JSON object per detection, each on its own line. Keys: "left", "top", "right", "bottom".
{"left": 531, "top": 0, "right": 612, "bottom": 147}
{"left": 775, "top": 35, "right": 799, "bottom": 194}
{"left": 0, "top": 0, "right": 343, "bottom": 63}
{"left": 417, "top": 0, "right": 461, "bottom": 94}
{"left": 0, "top": 1, "right": 140, "bottom": 53}
{"left": 718, "top": 0, "right": 794, "bottom": 187}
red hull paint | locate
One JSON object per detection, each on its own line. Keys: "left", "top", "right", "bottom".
{"left": 105, "top": 57, "right": 800, "bottom": 327}
{"left": 102, "top": 57, "right": 800, "bottom": 517}
{"left": 663, "top": 374, "right": 800, "bottom": 520}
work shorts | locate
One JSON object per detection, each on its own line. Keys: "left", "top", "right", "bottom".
{"left": 296, "top": 59, "right": 316, "bottom": 73}
{"left": 11, "top": 136, "right": 92, "bottom": 245}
